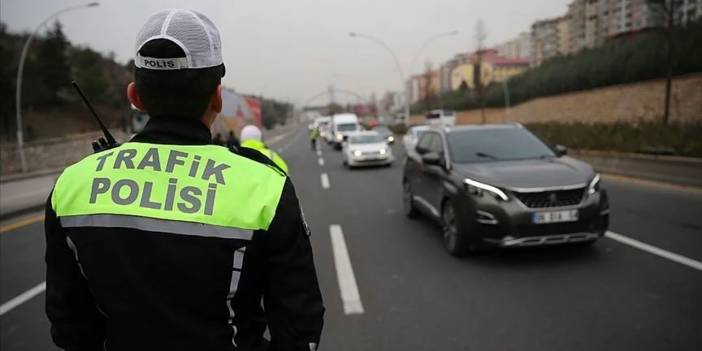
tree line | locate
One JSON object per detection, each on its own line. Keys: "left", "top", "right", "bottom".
{"left": 0, "top": 21, "right": 292, "bottom": 142}
{"left": 415, "top": 20, "right": 702, "bottom": 117}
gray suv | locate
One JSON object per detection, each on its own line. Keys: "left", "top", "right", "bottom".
{"left": 402, "top": 124, "right": 609, "bottom": 256}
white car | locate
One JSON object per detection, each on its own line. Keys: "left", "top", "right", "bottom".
{"left": 402, "top": 125, "right": 430, "bottom": 153}
{"left": 342, "top": 131, "right": 394, "bottom": 168}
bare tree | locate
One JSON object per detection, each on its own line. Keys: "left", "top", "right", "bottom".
{"left": 474, "top": 19, "right": 488, "bottom": 123}
{"left": 646, "top": 0, "right": 683, "bottom": 125}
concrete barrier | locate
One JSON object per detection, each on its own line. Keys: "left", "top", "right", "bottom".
{"left": 0, "top": 130, "right": 128, "bottom": 176}
{"left": 570, "top": 150, "right": 702, "bottom": 188}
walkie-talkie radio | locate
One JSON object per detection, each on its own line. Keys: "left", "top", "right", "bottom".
{"left": 71, "top": 81, "right": 120, "bottom": 153}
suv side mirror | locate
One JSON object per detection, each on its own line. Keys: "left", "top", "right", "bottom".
{"left": 554, "top": 144, "right": 568, "bottom": 156}
{"left": 421, "top": 152, "right": 442, "bottom": 166}
{"left": 415, "top": 145, "right": 427, "bottom": 154}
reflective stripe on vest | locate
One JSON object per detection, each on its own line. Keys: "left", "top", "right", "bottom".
{"left": 52, "top": 142, "right": 286, "bottom": 234}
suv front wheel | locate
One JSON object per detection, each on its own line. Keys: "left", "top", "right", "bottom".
{"left": 442, "top": 198, "right": 475, "bottom": 256}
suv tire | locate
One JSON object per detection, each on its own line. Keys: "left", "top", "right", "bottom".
{"left": 441, "top": 198, "right": 474, "bottom": 257}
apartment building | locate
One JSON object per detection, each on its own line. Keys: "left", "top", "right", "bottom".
{"left": 451, "top": 49, "right": 529, "bottom": 90}
{"left": 530, "top": 16, "right": 569, "bottom": 66}
{"left": 570, "top": 0, "right": 701, "bottom": 52}
{"left": 496, "top": 32, "right": 532, "bottom": 59}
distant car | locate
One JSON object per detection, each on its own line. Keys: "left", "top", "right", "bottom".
{"left": 402, "top": 124, "right": 609, "bottom": 256}
{"left": 312, "top": 116, "right": 332, "bottom": 142}
{"left": 426, "top": 109, "right": 455, "bottom": 126}
{"left": 402, "top": 125, "right": 429, "bottom": 153}
{"left": 342, "top": 131, "right": 394, "bottom": 168}
{"left": 373, "top": 125, "right": 395, "bottom": 144}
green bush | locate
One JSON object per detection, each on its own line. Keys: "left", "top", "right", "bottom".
{"left": 526, "top": 121, "right": 702, "bottom": 157}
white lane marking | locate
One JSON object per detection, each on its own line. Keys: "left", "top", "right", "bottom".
{"left": 605, "top": 231, "right": 702, "bottom": 272}
{"left": 316, "top": 149, "right": 322, "bottom": 157}
{"left": 0, "top": 281, "right": 46, "bottom": 316}
{"left": 320, "top": 173, "right": 330, "bottom": 189}
{"left": 329, "top": 225, "right": 364, "bottom": 315}
{"left": 318, "top": 158, "right": 325, "bottom": 166}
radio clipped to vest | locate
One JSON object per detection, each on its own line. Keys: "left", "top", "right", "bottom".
{"left": 71, "top": 81, "right": 120, "bottom": 153}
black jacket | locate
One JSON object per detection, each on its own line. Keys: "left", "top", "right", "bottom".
{"left": 45, "top": 118, "right": 324, "bottom": 351}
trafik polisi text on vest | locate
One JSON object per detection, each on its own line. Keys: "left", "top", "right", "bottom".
{"left": 88, "top": 147, "right": 230, "bottom": 215}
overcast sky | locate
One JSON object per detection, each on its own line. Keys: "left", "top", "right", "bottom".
{"left": 2, "top": 0, "right": 567, "bottom": 105}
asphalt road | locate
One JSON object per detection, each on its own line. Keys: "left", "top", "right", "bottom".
{"left": 1, "top": 125, "right": 701, "bottom": 350}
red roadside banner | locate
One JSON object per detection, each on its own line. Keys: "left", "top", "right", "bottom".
{"left": 245, "top": 97, "right": 262, "bottom": 127}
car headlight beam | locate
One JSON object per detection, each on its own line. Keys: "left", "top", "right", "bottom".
{"left": 588, "top": 173, "right": 601, "bottom": 195}
{"left": 463, "top": 178, "right": 509, "bottom": 201}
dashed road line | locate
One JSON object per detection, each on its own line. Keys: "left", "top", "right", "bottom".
{"left": 318, "top": 158, "right": 325, "bottom": 166}
{"left": 329, "top": 225, "right": 364, "bottom": 315}
{"left": 0, "top": 281, "right": 46, "bottom": 316}
{"left": 316, "top": 149, "right": 322, "bottom": 157}
{"left": 606, "top": 231, "right": 702, "bottom": 272}
{"left": 320, "top": 173, "right": 330, "bottom": 189}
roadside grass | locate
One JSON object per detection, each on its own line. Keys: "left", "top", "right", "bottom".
{"left": 526, "top": 121, "right": 702, "bottom": 158}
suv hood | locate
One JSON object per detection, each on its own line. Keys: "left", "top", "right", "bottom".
{"left": 453, "top": 156, "right": 594, "bottom": 190}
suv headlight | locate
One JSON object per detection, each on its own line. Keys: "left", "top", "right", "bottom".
{"left": 353, "top": 150, "right": 362, "bottom": 157}
{"left": 588, "top": 173, "right": 601, "bottom": 195}
{"left": 336, "top": 133, "right": 343, "bottom": 141}
{"left": 379, "top": 148, "right": 387, "bottom": 155}
{"left": 463, "top": 178, "right": 509, "bottom": 201}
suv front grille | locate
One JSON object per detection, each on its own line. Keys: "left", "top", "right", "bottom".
{"left": 513, "top": 188, "right": 585, "bottom": 208}
{"left": 517, "top": 221, "right": 592, "bottom": 237}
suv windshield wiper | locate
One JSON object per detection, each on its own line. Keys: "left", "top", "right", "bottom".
{"left": 475, "top": 152, "right": 499, "bottom": 160}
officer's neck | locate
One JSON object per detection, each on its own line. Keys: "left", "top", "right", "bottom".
{"left": 132, "top": 117, "right": 213, "bottom": 145}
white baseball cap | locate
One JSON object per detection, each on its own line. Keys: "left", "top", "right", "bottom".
{"left": 240, "top": 125, "right": 262, "bottom": 142}
{"left": 134, "top": 9, "right": 223, "bottom": 71}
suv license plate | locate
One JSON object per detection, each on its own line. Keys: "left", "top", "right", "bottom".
{"left": 532, "top": 210, "right": 579, "bottom": 224}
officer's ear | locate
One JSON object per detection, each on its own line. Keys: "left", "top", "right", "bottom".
{"left": 210, "top": 84, "right": 223, "bottom": 114}
{"left": 127, "top": 82, "right": 147, "bottom": 112}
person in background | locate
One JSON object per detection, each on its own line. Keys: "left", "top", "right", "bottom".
{"left": 309, "top": 127, "right": 320, "bottom": 151}
{"left": 226, "top": 130, "right": 240, "bottom": 150}
{"left": 213, "top": 132, "right": 224, "bottom": 146}
{"left": 240, "top": 125, "right": 289, "bottom": 174}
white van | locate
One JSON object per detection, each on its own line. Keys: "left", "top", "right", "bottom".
{"left": 425, "top": 109, "right": 456, "bottom": 126}
{"left": 331, "top": 113, "right": 361, "bottom": 149}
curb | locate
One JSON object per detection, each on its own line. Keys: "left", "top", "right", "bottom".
{"left": 0, "top": 168, "right": 64, "bottom": 184}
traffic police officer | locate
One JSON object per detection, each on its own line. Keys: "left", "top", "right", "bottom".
{"left": 240, "top": 125, "right": 289, "bottom": 174}
{"left": 45, "top": 9, "right": 324, "bottom": 351}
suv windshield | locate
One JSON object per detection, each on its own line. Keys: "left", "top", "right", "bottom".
{"left": 349, "top": 134, "right": 384, "bottom": 144}
{"left": 337, "top": 123, "right": 357, "bottom": 132}
{"left": 447, "top": 128, "right": 556, "bottom": 163}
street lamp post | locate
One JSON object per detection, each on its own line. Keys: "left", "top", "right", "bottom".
{"left": 348, "top": 32, "right": 409, "bottom": 126}
{"left": 349, "top": 30, "right": 458, "bottom": 127}
{"left": 14, "top": 2, "right": 99, "bottom": 172}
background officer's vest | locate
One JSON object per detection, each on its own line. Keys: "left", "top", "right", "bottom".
{"left": 52, "top": 142, "right": 286, "bottom": 238}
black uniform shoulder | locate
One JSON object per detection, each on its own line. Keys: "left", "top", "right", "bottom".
{"left": 231, "top": 145, "right": 287, "bottom": 176}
